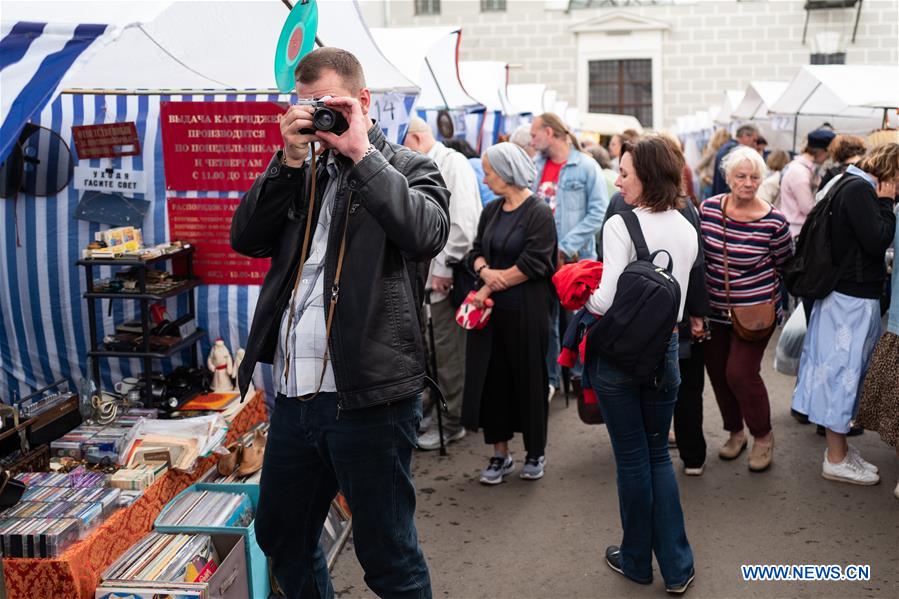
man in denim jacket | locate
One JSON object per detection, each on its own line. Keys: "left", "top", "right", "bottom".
{"left": 530, "top": 113, "right": 608, "bottom": 396}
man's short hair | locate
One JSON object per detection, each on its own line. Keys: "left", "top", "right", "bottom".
{"left": 294, "top": 48, "right": 366, "bottom": 93}
{"left": 735, "top": 124, "right": 759, "bottom": 139}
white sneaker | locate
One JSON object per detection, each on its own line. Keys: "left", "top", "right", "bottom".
{"left": 547, "top": 385, "right": 556, "bottom": 404}
{"left": 418, "top": 414, "right": 433, "bottom": 434}
{"left": 847, "top": 445, "right": 878, "bottom": 473}
{"left": 821, "top": 451, "right": 880, "bottom": 486}
{"left": 684, "top": 465, "right": 704, "bottom": 476}
{"left": 417, "top": 427, "right": 465, "bottom": 451}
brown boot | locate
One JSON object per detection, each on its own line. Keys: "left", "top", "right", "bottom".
{"left": 748, "top": 437, "right": 774, "bottom": 472}
{"left": 217, "top": 443, "right": 242, "bottom": 477}
{"left": 236, "top": 430, "right": 268, "bottom": 477}
{"left": 718, "top": 435, "right": 747, "bottom": 460}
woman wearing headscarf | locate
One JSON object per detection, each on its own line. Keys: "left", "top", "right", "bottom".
{"left": 462, "top": 142, "right": 558, "bottom": 485}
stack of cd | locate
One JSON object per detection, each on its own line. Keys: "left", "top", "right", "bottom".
{"left": 0, "top": 518, "right": 81, "bottom": 557}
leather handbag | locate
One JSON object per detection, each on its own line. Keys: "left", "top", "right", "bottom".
{"left": 721, "top": 195, "right": 777, "bottom": 342}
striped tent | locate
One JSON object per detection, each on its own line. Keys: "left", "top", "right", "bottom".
{"left": 1, "top": 20, "right": 121, "bottom": 164}
{"left": 0, "top": 2, "right": 419, "bottom": 401}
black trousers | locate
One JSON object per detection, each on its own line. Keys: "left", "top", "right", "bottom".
{"left": 674, "top": 343, "right": 707, "bottom": 468}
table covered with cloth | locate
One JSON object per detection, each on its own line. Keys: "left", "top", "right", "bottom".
{"left": 1, "top": 390, "right": 268, "bottom": 599}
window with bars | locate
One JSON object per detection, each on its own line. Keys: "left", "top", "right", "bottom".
{"left": 415, "top": 0, "right": 441, "bottom": 15}
{"left": 481, "top": 0, "right": 507, "bottom": 11}
{"left": 588, "top": 59, "right": 653, "bottom": 127}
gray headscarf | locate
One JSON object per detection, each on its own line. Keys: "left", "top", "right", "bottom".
{"left": 484, "top": 142, "right": 537, "bottom": 189}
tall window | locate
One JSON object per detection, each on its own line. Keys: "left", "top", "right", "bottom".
{"left": 481, "top": 0, "right": 507, "bottom": 11}
{"left": 588, "top": 59, "right": 653, "bottom": 127}
{"left": 415, "top": 0, "right": 441, "bottom": 15}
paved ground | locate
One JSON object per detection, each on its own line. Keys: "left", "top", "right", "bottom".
{"left": 331, "top": 330, "right": 899, "bottom": 598}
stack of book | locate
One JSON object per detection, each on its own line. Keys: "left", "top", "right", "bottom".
{"left": 157, "top": 490, "right": 253, "bottom": 528}
{"left": 109, "top": 462, "right": 168, "bottom": 491}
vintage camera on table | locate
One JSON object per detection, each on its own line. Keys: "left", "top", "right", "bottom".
{"left": 296, "top": 96, "right": 349, "bottom": 136}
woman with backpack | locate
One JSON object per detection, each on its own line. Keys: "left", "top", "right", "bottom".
{"left": 792, "top": 142, "right": 898, "bottom": 486}
{"left": 700, "top": 146, "right": 793, "bottom": 472}
{"left": 584, "top": 137, "right": 698, "bottom": 594}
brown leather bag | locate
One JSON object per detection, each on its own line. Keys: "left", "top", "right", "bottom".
{"left": 721, "top": 195, "right": 777, "bottom": 342}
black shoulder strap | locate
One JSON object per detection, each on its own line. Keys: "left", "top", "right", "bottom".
{"left": 621, "top": 210, "right": 650, "bottom": 261}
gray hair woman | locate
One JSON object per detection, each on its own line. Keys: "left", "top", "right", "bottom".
{"left": 700, "top": 144, "right": 793, "bottom": 472}
{"left": 461, "top": 141, "right": 558, "bottom": 484}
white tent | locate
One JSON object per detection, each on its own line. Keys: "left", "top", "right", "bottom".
{"left": 507, "top": 83, "right": 546, "bottom": 116}
{"left": 370, "top": 26, "right": 478, "bottom": 110}
{"left": 48, "top": 0, "right": 416, "bottom": 94}
{"left": 458, "top": 61, "right": 511, "bottom": 113}
{"left": 768, "top": 65, "right": 898, "bottom": 150}
{"left": 769, "top": 65, "right": 899, "bottom": 119}
{"left": 579, "top": 113, "right": 643, "bottom": 135}
{"left": 714, "top": 90, "right": 746, "bottom": 126}
{"left": 731, "top": 81, "right": 789, "bottom": 120}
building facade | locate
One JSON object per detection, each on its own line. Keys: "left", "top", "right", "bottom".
{"left": 360, "top": 0, "right": 899, "bottom": 129}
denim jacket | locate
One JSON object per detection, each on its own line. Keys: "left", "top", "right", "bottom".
{"left": 533, "top": 149, "right": 608, "bottom": 260}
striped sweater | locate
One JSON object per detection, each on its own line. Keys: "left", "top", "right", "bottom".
{"left": 700, "top": 196, "right": 794, "bottom": 322}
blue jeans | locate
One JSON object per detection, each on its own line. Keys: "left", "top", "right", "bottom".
{"left": 256, "top": 392, "right": 431, "bottom": 599}
{"left": 589, "top": 334, "right": 694, "bottom": 586}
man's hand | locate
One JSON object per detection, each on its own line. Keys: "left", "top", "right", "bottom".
{"left": 876, "top": 179, "right": 896, "bottom": 200}
{"left": 316, "top": 96, "right": 372, "bottom": 163}
{"left": 431, "top": 275, "right": 453, "bottom": 295}
{"left": 480, "top": 268, "right": 509, "bottom": 292}
{"left": 279, "top": 105, "right": 319, "bottom": 166}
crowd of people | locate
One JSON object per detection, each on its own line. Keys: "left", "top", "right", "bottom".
{"left": 406, "top": 107, "right": 898, "bottom": 594}
{"left": 232, "top": 46, "right": 898, "bottom": 598}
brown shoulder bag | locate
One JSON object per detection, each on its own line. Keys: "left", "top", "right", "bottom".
{"left": 721, "top": 195, "right": 777, "bottom": 342}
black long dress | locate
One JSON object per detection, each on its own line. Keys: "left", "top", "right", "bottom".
{"left": 461, "top": 195, "right": 557, "bottom": 454}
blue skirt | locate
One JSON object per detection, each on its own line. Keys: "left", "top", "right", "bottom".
{"left": 791, "top": 291, "right": 882, "bottom": 434}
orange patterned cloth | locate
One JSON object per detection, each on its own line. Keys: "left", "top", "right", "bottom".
{"left": 2, "top": 391, "right": 268, "bottom": 599}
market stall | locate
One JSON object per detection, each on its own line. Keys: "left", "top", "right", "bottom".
{"left": 0, "top": 0, "right": 419, "bottom": 400}
{"left": 1, "top": 1, "right": 400, "bottom": 595}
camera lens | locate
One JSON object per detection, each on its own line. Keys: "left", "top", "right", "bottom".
{"left": 313, "top": 108, "right": 336, "bottom": 131}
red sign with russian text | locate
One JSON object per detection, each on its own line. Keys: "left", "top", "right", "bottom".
{"left": 160, "top": 101, "right": 284, "bottom": 191}
{"left": 72, "top": 122, "right": 141, "bottom": 159}
{"left": 168, "top": 197, "right": 270, "bottom": 285}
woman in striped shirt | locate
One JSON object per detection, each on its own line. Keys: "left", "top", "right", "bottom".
{"left": 700, "top": 146, "right": 793, "bottom": 472}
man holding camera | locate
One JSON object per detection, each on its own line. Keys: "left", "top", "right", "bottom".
{"left": 231, "top": 48, "right": 449, "bottom": 598}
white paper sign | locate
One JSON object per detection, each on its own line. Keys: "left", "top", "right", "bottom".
{"left": 73, "top": 166, "right": 146, "bottom": 196}
{"left": 373, "top": 93, "right": 410, "bottom": 129}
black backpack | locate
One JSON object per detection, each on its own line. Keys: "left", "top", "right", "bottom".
{"left": 783, "top": 174, "right": 858, "bottom": 300}
{"left": 587, "top": 211, "right": 682, "bottom": 380}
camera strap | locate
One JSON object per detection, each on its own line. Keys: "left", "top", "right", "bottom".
{"left": 282, "top": 143, "right": 352, "bottom": 401}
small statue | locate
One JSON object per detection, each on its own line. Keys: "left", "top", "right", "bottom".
{"left": 207, "top": 338, "right": 234, "bottom": 392}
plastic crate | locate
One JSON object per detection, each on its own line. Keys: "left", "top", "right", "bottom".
{"left": 154, "top": 483, "right": 269, "bottom": 599}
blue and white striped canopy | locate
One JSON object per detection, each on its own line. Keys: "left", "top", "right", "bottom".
{"left": 0, "top": 21, "right": 112, "bottom": 164}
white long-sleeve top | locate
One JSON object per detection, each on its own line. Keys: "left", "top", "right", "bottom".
{"left": 586, "top": 207, "right": 698, "bottom": 320}
{"left": 427, "top": 142, "right": 483, "bottom": 302}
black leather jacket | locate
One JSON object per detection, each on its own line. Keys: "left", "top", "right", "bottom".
{"left": 230, "top": 126, "right": 450, "bottom": 409}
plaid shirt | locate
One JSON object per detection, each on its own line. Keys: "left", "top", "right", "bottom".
{"left": 273, "top": 152, "right": 340, "bottom": 397}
